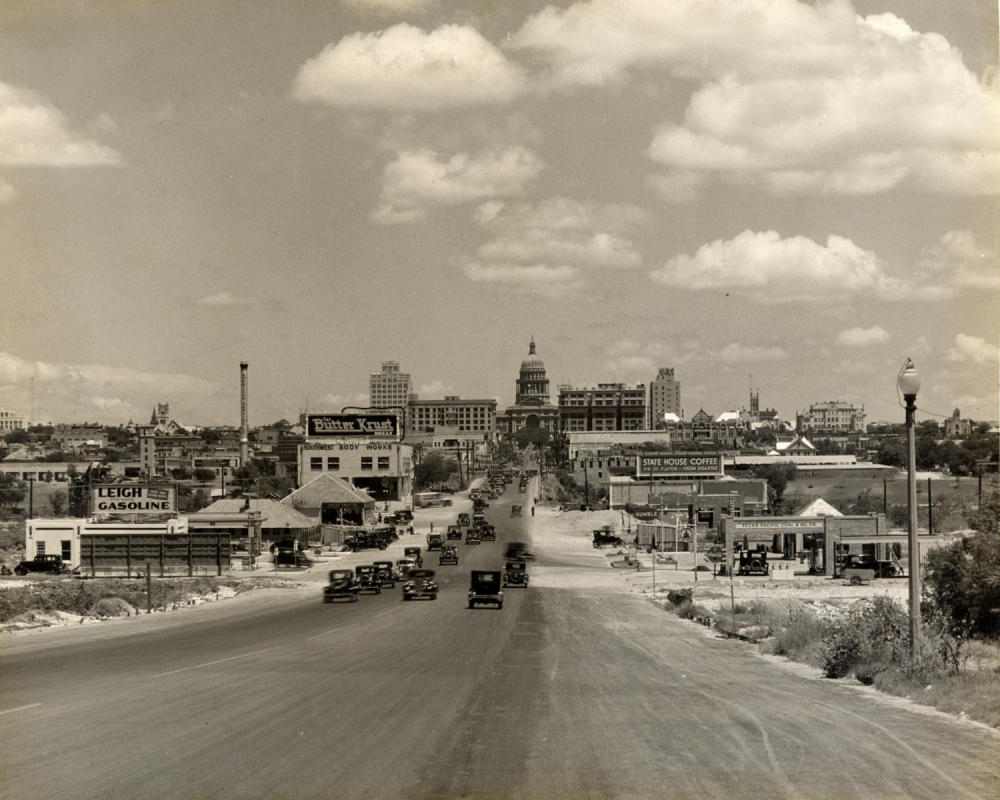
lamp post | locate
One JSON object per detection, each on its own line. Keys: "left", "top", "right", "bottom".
{"left": 898, "top": 357, "right": 921, "bottom": 651}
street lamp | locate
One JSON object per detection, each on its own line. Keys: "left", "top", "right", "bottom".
{"left": 898, "top": 357, "right": 921, "bottom": 651}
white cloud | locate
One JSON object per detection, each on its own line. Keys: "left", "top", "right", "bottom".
{"left": 917, "top": 230, "right": 1000, "bottom": 290}
{"left": 716, "top": 343, "right": 789, "bottom": 363}
{"left": 372, "top": 146, "right": 542, "bottom": 223}
{"left": 947, "top": 334, "right": 999, "bottom": 364}
{"left": 650, "top": 230, "right": 952, "bottom": 303}
{"left": 313, "top": 392, "right": 370, "bottom": 411}
{"left": 293, "top": 23, "right": 527, "bottom": 111}
{"left": 511, "top": 0, "right": 999, "bottom": 196}
{"left": 0, "top": 351, "right": 221, "bottom": 425}
{"left": 461, "top": 261, "right": 581, "bottom": 297}
{"left": 196, "top": 291, "right": 261, "bottom": 308}
{"left": 0, "top": 81, "right": 122, "bottom": 167}
{"left": 0, "top": 178, "right": 16, "bottom": 204}
{"left": 416, "top": 380, "right": 454, "bottom": 397}
{"left": 837, "top": 326, "right": 891, "bottom": 347}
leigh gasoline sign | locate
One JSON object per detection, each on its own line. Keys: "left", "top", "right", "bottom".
{"left": 92, "top": 484, "right": 176, "bottom": 514}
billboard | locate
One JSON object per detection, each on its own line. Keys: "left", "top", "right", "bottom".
{"left": 636, "top": 453, "right": 723, "bottom": 477}
{"left": 92, "top": 484, "right": 176, "bottom": 514}
{"left": 307, "top": 413, "right": 401, "bottom": 439}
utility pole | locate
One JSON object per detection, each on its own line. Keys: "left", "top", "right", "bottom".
{"left": 27, "top": 474, "right": 34, "bottom": 518}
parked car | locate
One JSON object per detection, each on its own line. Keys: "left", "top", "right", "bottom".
{"left": 403, "top": 546, "right": 423, "bottom": 567}
{"left": 468, "top": 570, "right": 504, "bottom": 609}
{"left": 323, "top": 569, "right": 360, "bottom": 603}
{"left": 402, "top": 568, "right": 438, "bottom": 601}
{"left": 438, "top": 545, "right": 459, "bottom": 566}
{"left": 394, "top": 509, "right": 414, "bottom": 523}
{"left": 373, "top": 560, "right": 396, "bottom": 588}
{"left": 503, "top": 560, "right": 528, "bottom": 587}
{"left": 842, "top": 553, "right": 897, "bottom": 584}
{"left": 355, "top": 565, "right": 382, "bottom": 594}
{"left": 13, "top": 554, "right": 66, "bottom": 576}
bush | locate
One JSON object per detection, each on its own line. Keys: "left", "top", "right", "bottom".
{"left": 822, "top": 596, "right": 909, "bottom": 679}
{"left": 765, "top": 606, "right": 830, "bottom": 666}
{"left": 92, "top": 597, "right": 135, "bottom": 617}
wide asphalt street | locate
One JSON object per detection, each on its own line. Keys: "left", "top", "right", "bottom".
{"left": 1, "top": 480, "right": 997, "bottom": 800}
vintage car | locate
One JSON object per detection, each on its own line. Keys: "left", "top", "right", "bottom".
{"left": 510, "top": 504, "right": 523, "bottom": 518}
{"left": 393, "top": 509, "right": 414, "bottom": 523}
{"left": 456, "top": 512, "right": 471, "bottom": 527}
{"left": 478, "top": 524, "right": 496, "bottom": 542}
{"left": 446, "top": 525, "right": 463, "bottom": 541}
{"left": 13, "top": 554, "right": 67, "bottom": 576}
{"left": 402, "top": 568, "right": 438, "bottom": 601}
{"left": 503, "top": 560, "right": 528, "bottom": 588}
{"left": 355, "top": 565, "right": 382, "bottom": 594}
{"left": 737, "top": 547, "right": 770, "bottom": 577}
{"left": 842, "top": 553, "right": 897, "bottom": 584}
{"left": 395, "top": 558, "right": 416, "bottom": 580}
{"left": 465, "top": 528, "right": 482, "bottom": 545}
{"left": 403, "top": 546, "right": 423, "bottom": 567}
{"left": 323, "top": 569, "right": 360, "bottom": 603}
{"left": 468, "top": 570, "right": 504, "bottom": 609}
{"left": 592, "top": 528, "right": 625, "bottom": 548}
{"left": 372, "top": 560, "right": 397, "bottom": 588}
{"left": 505, "top": 541, "right": 536, "bottom": 562}
{"left": 426, "top": 533, "right": 444, "bottom": 551}
{"left": 438, "top": 545, "right": 459, "bottom": 566}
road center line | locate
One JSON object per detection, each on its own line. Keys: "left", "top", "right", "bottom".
{"left": 0, "top": 703, "right": 42, "bottom": 716}
{"left": 152, "top": 648, "right": 273, "bottom": 678}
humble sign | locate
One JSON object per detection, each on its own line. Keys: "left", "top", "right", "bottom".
{"left": 636, "top": 453, "right": 723, "bottom": 477}
{"left": 307, "top": 413, "right": 400, "bottom": 439}
{"left": 92, "top": 484, "right": 176, "bottom": 514}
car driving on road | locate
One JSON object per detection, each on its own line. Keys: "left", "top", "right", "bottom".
{"left": 402, "top": 568, "right": 438, "bottom": 601}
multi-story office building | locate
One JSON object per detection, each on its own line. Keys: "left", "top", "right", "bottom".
{"left": 369, "top": 361, "right": 411, "bottom": 410}
{"left": 51, "top": 424, "right": 108, "bottom": 451}
{"left": 558, "top": 383, "right": 647, "bottom": 432}
{"left": 649, "top": 368, "right": 681, "bottom": 427}
{"left": 796, "top": 401, "right": 866, "bottom": 433}
{"left": 406, "top": 396, "right": 496, "bottom": 446}
{"left": 0, "top": 410, "right": 26, "bottom": 434}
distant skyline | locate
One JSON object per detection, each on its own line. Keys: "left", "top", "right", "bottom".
{"left": 2, "top": 0, "right": 997, "bottom": 426}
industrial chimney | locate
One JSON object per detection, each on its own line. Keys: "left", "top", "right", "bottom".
{"left": 239, "top": 361, "right": 249, "bottom": 468}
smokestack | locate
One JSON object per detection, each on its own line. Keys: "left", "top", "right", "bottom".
{"left": 239, "top": 361, "right": 249, "bottom": 468}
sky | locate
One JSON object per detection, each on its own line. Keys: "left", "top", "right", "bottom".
{"left": 1, "top": 0, "right": 997, "bottom": 428}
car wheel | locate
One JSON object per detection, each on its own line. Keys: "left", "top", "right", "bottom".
{"left": 14, "top": 568, "right": 27, "bottom": 576}
{"left": 849, "top": 575, "right": 863, "bottom": 586}
{"left": 498, "top": 602, "right": 503, "bottom": 609}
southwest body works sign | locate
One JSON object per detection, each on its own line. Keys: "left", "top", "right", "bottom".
{"left": 307, "top": 413, "right": 400, "bottom": 439}
{"left": 636, "top": 453, "right": 723, "bottom": 478}
{"left": 93, "top": 484, "right": 176, "bottom": 514}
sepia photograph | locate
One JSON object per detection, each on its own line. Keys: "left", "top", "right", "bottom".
{"left": 0, "top": 0, "right": 998, "bottom": 798}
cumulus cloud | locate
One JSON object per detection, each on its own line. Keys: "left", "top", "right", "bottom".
{"left": 0, "top": 81, "right": 122, "bottom": 166}
{"left": 602, "top": 340, "right": 689, "bottom": 378}
{"left": 650, "top": 230, "right": 952, "bottom": 303}
{"left": 917, "top": 230, "right": 1000, "bottom": 290}
{"left": 196, "top": 291, "right": 261, "bottom": 307}
{"left": 947, "top": 334, "right": 999, "bottom": 364}
{"left": 510, "top": 0, "right": 999, "bottom": 196}
{"left": 716, "top": 343, "right": 789, "bottom": 363}
{"left": 457, "top": 196, "right": 646, "bottom": 293}
{"left": 292, "top": 24, "right": 527, "bottom": 111}
{"left": 416, "top": 380, "right": 455, "bottom": 397}
{"left": 0, "top": 351, "right": 221, "bottom": 425}
{"left": 372, "top": 146, "right": 542, "bottom": 223}
{"left": 837, "top": 326, "right": 891, "bottom": 347}
{"left": 340, "top": 0, "right": 434, "bottom": 13}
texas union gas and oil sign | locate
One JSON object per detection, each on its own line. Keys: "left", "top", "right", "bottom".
{"left": 307, "top": 413, "right": 401, "bottom": 440}
{"left": 636, "top": 452, "right": 723, "bottom": 478}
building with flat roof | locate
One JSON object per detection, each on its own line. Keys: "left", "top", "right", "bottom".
{"left": 369, "top": 360, "right": 411, "bottom": 411}
{"left": 797, "top": 400, "right": 866, "bottom": 433}
{"left": 0, "top": 410, "right": 26, "bottom": 434}
{"left": 649, "top": 368, "right": 681, "bottom": 428}
{"left": 559, "top": 383, "right": 647, "bottom": 432}
{"left": 406, "top": 395, "right": 497, "bottom": 449}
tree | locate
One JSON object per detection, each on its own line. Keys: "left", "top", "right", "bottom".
{"left": 414, "top": 453, "right": 458, "bottom": 490}
{"left": 3, "top": 429, "right": 29, "bottom": 444}
{"left": 49, "top": 490, "right": 68, "bottom": 516}
{"left": 0, "top": 474, "right": 25, "bottom": 507}
{"left": 753, "top": 463, "right": 797, "bottom": 511}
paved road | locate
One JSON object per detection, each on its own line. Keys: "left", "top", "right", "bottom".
{"left": 1, "top": 481, "right": 997, "bottom": 800}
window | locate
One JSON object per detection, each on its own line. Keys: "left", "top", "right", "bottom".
{"left": 61, "top": 540, "right": 72, "bottom": 561}
{"left": 378, "top": 457, "right": 390, "bottom": 470}
{"left": 37, "top": 541, "right": 46, "bottom": 555}
{"left": 326, "top": 457, "right": 340, "bottom": 470}
{"left": 310, "top": 457, "right": 323, "bottom": 471}
{"left": 361, "top": 457, "right": 373, "bottom": 470}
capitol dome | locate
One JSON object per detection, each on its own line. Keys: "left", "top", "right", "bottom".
{"left": 515, "top": 338, "right": 550, "bottom": 405}
{"left": 520, "top": 338, "right": 545, "bottom": 372}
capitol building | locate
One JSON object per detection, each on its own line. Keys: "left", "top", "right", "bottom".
{"left": 496, "top": 339, "right": 560, "bottom": 435}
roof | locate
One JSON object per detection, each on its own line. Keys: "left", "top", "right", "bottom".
{"left": 199, "top": 498, "right": 315, "bottom": 529}
{"left": 281, "top": 472, "right": 376, "bottom": 508}
{"left": 797, "top": 498, "right": 843, "bottom": 517}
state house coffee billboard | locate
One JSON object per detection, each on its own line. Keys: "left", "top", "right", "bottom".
{"left": 92, "top": 484, "right": 176, "bottom": 514}
{"left": 307, "top": 413, "right": 401, "bottom": 440}
{"left": 636, "top": 452, "right": 723, "bottom": 478}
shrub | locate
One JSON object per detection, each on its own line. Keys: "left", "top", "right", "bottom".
{"left": 822, "top": 596, "right": 909, "bottom": 679}
{"left": 766, "top": 607, "right": 830, "bottom": 666}
{"left": 92, "top": 597, "right": 134, "bottom": 617}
